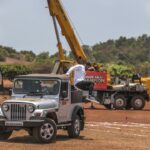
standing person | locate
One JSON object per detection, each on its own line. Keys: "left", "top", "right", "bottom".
{"left": 132, "top": 73, "right": 142, "bottom": 84}
{"left": 86, "top": 62, "right": 95, "bottom": 71}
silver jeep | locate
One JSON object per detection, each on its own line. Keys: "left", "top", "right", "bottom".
{"left": 0, "top": 74, "right": 85, "bottom": 143}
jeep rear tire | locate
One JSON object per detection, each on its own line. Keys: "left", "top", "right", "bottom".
{"left": 131, "top": 95, "right": 145, "bottom": 110}
{"left": 67, "top": 115, "right": 81, "bottom": 138}
{"left": 0, "top": 127, "right": 12, "bottom": 140}
{"left": 33, "top": 119, "right": 57, "bottom": 143}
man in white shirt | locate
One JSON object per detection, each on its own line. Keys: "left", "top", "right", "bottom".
{"left": 66, "top": 64, "right": 85, "bottom": 86}
{"left": 66, "top": 62, "right": 94, "bottom": 96}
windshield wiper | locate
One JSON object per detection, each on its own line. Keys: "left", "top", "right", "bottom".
{"left": 23, "top": 92, "right": 44, "bottom": 98}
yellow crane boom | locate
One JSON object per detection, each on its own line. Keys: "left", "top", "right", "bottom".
{"left": 47, "top": 0, "right": 87, "bottom": 63}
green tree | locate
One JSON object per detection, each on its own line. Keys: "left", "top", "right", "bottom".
{"left": 35, "top": 52, "right": 50, "bottom": 63}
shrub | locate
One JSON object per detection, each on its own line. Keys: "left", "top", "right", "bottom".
{"left": 0, "top": 64, "right": 31, "bottom": 80}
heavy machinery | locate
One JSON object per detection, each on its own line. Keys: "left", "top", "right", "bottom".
{"left": 141, "top": 77, "right": 150, "bottom": 96}
{"left": 47, "top": 0, "right": 87, "bottom": 76}
{"left": 47, "top": 0, "right": 149, "bottom": 110}
{"left": 47, "top": 0, "right": 107, "bottom": 88}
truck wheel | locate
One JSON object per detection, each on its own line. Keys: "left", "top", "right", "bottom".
{"left": 33, "top": 119, "right": 57, "bottom": 143}
{"left": 104, "top": 104, "right": 112, "bottom": 109}
{"left": 67, "top": 115, "right": 81, "bottom": 138}
{"left": 114, "top": 95, "right": 126, "bottom": 110}
{"left": 131, "top": 96, "right": 145, "bottom": 110}
{"left": 0, "top": 127, "right": 12, "bottom": 140}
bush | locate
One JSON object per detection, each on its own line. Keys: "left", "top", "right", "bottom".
{"left": 0, "top": 49, "right": 8, "bottom": 61}
{"left": 31, "top": 62, "right": 53, "bottom": 73}
{"left": 0, "top": 64, "right": 32, "bottom": 80}
{"left": 107, "top": 64, "right": 134, "bottom": 84}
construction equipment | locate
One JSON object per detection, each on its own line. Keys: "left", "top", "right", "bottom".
{"left": 47, "top": 0, "right": 108, "bottom": 90}
{"left": 47, "top": 0, "right": 149, "bottom": 110}
{"left": 47, "top": 0, "right": 86, "bottom": 74}
{"left": 47, "top": 0, "right": 86, "bottom": 62}
{"left": 141, "top": 77, "right": 150, "bottom": 96}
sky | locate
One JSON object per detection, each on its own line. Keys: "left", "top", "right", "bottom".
{"left": 0, "top": 0, "right": 150, "bottom": 54}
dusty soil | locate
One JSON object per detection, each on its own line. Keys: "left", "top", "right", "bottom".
{"left": 0, "top": 96, "right": 150, "bottom": 150}
{"left": 3, "top": 80, "right": 13, "bottom": 89}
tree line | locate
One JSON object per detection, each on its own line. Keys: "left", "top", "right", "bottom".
{"left": 0, "top": 34, "right": 150, "bottom": 78}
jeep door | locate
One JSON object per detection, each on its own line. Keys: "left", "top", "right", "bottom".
{"left": 57, "top": 81, "right": 70, "bottom": 123}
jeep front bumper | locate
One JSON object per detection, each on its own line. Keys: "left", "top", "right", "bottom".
{"left": 0, "top": 118, "right": 45, "bottom": 128}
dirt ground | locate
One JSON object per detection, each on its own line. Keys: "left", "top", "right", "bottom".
{"left": 1, "top": 95, "right": 150, "bottom": 150}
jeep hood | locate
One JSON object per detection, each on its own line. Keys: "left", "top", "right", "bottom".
{"left": 3, "top": 97, "right": 58, "bottom": 109}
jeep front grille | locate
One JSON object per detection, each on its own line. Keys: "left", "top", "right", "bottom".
{"left": 11, "top": 104, "right": 27, "bottom": 121}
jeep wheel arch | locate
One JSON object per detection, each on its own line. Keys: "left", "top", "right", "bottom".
{"left": 72, "top": 106, "right": 84, "bottom": 119}
{"left": 46, "top": 112, "right": 58, "bottom": 124}
{"left": 71, "top": 106, "right": 85, "bottom": 130}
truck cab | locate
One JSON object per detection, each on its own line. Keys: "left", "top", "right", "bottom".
{"left": 0, "top": 74, "right": 85, "bottom": 143}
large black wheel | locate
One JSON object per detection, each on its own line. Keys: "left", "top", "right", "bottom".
{"left": 67, "top": 115, "right": 81, "bottom": 138}
{"left": 33, "top": 119, "right": 57, "bottom": 143}
{"left": 114, "top": 95, "right": 127, "bottom": 110}
{"left": 27, "top": 129, "right": 33, "bottom": 136}
{"left": 0, "top": 127, "right": 12, "bottom": 140}
{"left": 131, "top": 95, "right": 145, "bottom": 110}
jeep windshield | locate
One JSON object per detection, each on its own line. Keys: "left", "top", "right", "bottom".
{"left": 13, "top": 79, "right": 60, "bottom": 96}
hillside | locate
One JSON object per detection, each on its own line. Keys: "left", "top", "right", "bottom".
{"left": 0, "top": 34, "right": 150, "bottom": 76}
{"left": 0, "top": 57, "right": 30, "bottom": 65}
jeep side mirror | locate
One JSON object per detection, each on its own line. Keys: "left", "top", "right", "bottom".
{"left": 9, "top": 89, "right": 12, "bottom": 96}
{"left": 61, "top": 91, "right": 67, "bottom": 99}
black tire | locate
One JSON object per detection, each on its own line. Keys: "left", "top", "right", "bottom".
{"left": 104, "top": 104, "right": 112, "bottom": 109}
{"left": 0, "top": 127, "right": 12, "bottom": 140}
{"left": 33, "top": 119, "right": 57, "bottom": 143}
{"left": 114, "top": 95, "right": 127, "bottom": 110}
{"left": 131, "top": 95, "right": 145, "bottom": 110}
{"left": 67, "top": 115, "right": 81, "bottom": 138}
{"left": 27, "top": 129, "right": 33, "bottom": 136}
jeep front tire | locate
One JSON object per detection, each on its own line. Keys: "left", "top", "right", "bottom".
{"left": 67, "top": 115, "right": 81, "bottom": 138}
{"left": 0, "top": 127, "right": 12, "bottom": 140}
{"left": 33, "top": 119, "right": 57, "bottom": 143}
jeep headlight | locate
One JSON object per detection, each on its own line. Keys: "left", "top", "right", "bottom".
{"left": 28, "top": 105, "right": 35, "bottom": 113}
{"left": 2, "top": 104, "right": 9, "bottom": 112}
